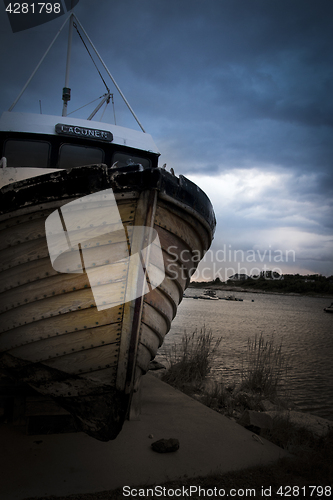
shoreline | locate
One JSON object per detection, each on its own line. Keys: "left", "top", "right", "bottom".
{"left": 189, "top": 283, "right": 333, "bottom": 299}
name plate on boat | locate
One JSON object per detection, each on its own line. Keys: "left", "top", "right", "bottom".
{"left": 55, "top": 124, "right": 113, "bottom": 142}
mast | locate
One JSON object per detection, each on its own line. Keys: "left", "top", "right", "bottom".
{"left": 8, "top": 13, "right": 72, "bottom": 112}
{"left": 7, "top": 11, "right": 146, "bottom": 133}
{"left": 62, "top": 13, "right": 74, "bottom": 117}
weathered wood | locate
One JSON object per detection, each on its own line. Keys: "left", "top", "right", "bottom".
{"left": 136, "top": 342, "right": 152, "bottom": 372}
{"left": 158, "top": 197, "right": 211, "bottom": 251}
{"left": 0, "top": 238, "right": 50, "bottom": 271}
{"left": 128, "top": 382, "right": 142, "bottom": 421}
{"left": 157, "top": 226, "right": 197, "bottom": 279}
{"left": 0, "top": 192, "right": 139, "bottom": 228}
{"left": 161, "top": 249, "right": 188, "bottom": 293}
{"left": 0, "top": 289, "right": 97, "bottom": 332}
{"left": 141, "top": 302, "right": 168, "bottom": 345}
{"left": 0, "top": 260, "right": 128, "bottom": 314}
{"left": 0, "top": 217, "right": 46, "bottom": 250}
{"left": 116, "top": 190, "right": 158, "bottom": 394}
{"left": 145, "top": 286, "right": 174, "bottom": 325}
{"left": 43, "top": 343, "right": 119, "bottom": 375}
{"left": 0, "top": 257, "right": 58, "bottom": 294}
{"left": 0, "top": 305, "right": 123, "bottom": 351}
{"left": 139, "top": 322, "right": 161, "bottom": 359}
{"left": 155, "top": 205, "right": 203, "bottom": 256}
{"left": 9, "top": 323, "right": 121, "bottom": 364}
{"left": 0, "top": 165, "right": 215, "bottom": 440}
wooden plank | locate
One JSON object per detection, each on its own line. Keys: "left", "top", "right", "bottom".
{"left": 0, "top": 257, "right": 58, "bottom": 294}
{"left": 141, "top": 302, "right": 168, "bottom": 345}
{"left": 0, "top": 223, "right": 134, "bottom": 273}
{"left": 0, "top": 238, "right": 49, "bottom": 271}
{"left": 0, "top": 192, "right": 138, "bottom": 228}
{"left": 9, "top": 323, "right": 121, "bottom": 363}
{"left": 0, "top": 272, "right": 90, "bottom": 314}
{"left": 161, "top": 249, "right": 188, "bottom": 292}
{"left": 139, "top": 323, "right": 161, "bottom": 358}
{"left": 128, "top": 382, "right": 142, "bottom": 421}
{"left": 46, "top": 216, "right": 135, "bottom": 263}
{"left": 156, "top": 226, "right": 197, "bottom": 278}
{"left": 155, "top": 205, "right": 203, "bottom": 256}
{"left": 43, "top": 343, "right": 120, "bottom": 375}
{"left": 131, "top": 365, "right": 143, "bottom": 392}
{"left": 145, "top": 243, "right": 175, "bottom": 296}
{"left": 0, "top": 208, "right": 54, "bottom": 231}
{"left": 144, "top": 286, "right": 174, "bottom": 326}
{"left": 158, "top": 198, "right": 211, "bottom": 251}
{"left": 0, "top": 289, "right": 95, "bottom": 333}
{"left": 136, "top": 342, "right": 152, "bottom": 372}
{"left": 0, "top": 218, "right": 45, "bottom": 250}
{"left": 0, "top": 304, "right": 123, "bottom": 351}
{"left": 116, "top": 190, "right": 157, "bottom": 393}
{"left": 0, "top": 199, "right": 76, "bottom": 226}
{"left": 154, "top": 269, "right": 181, "bottom": 308}
{"left": 0, "top": 283, "right": 128, "bottom": 335}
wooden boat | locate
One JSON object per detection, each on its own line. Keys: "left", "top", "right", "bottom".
{"left": 0, "top": 12, "right": 216, "bottom": 440}
{"left": 0, "top": 112, "right": 215, "bottom": 440}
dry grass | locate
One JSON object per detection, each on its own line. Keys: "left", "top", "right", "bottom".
{"left": 240, "top": 333, "right": 290, "bottom": 397}
{"left": 161, "top": 327, "right": 222, "bottom": 391}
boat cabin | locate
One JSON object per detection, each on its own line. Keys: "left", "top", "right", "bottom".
{"left": 0, "top": 111, "right": 160, "bottom": 188}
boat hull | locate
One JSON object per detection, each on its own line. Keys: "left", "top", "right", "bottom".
{"left": 0, "top": 164, "right": 215, "bottom": 440}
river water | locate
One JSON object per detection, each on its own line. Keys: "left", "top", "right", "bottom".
{"left": 156, "top": 290, "right": 333, "bottom": 421}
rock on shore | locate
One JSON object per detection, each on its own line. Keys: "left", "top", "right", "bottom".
{"left": 265, "top": 410, "right": 333, "bottom": 437}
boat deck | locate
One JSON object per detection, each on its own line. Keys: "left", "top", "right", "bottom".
{"left": 0, "top": 374, "right": 289, "bottom": 500}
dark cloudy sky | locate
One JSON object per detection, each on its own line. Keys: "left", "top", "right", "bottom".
{"left": 1, "top": 0, "right": 332, "bottom": 279}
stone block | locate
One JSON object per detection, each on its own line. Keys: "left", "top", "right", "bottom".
{"left": 238, "top": 410, "right": 273, "bottom": 435}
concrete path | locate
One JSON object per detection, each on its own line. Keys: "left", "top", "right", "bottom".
{"left": 0, "top": 375, "right": 289, "bottom": 500}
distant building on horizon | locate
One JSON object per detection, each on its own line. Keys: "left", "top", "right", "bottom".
{"left": 227, "top": 273, "right": 250, "bottom": 281}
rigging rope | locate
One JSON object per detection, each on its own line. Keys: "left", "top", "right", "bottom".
{"left": 67, "top": 94, "right": 104, "bottom": 116}
{"left": 73, "top": 21, "right": 110, "bottom": 94}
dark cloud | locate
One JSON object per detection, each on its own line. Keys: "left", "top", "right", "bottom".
{"left": 1, "top": 0, "right": 332, "bottom": 275}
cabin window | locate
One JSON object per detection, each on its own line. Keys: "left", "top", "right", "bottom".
{"left": 4, "top": 139, "right": 50, "bottom": 168}
{"left": 112, "top": 152, "right": 151, "bottom": 169}
{"left": 58, "top": 144, "right": 104, "bottom": 169}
